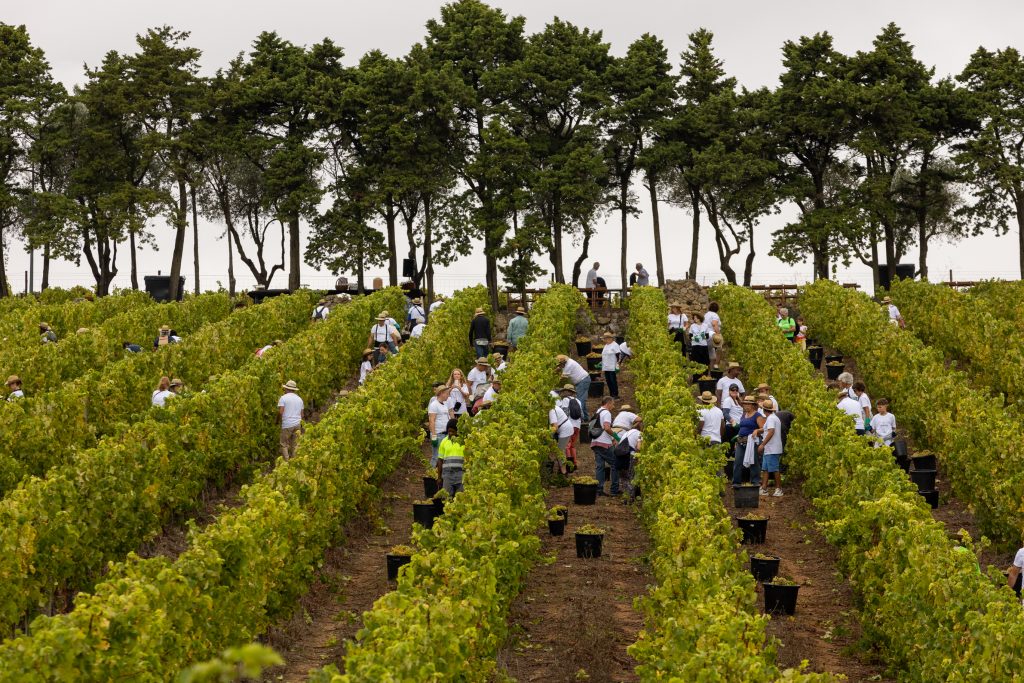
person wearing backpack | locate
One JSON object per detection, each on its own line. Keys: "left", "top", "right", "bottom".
{"left": 549, "top": 396, "right": 575, "bottom": 475}
{"left": 558, "top": 384, "right": 583, "bottom": 470}
{"left": 591, "top": 396, "right": 620, "bottom": 496}
{"left": 312, "top": 299, "right": 330, "bottom": 321}
{"left": 615, "top": 419, "right": 643, "bottom": 503}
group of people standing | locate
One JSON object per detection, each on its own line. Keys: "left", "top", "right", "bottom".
{"left": 666, "top": 301, "right": 723, "bottom": 369}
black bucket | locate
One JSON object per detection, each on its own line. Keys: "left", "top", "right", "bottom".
{"left": 764, "top": 583, "right": 800, "bottom": 615}
{"left": 422, "top": 476, "right": 439, "bottom": 499}
{"left": 807, "top": 346, "right": 824, "bottom": 367}
{"left": 733, "top": 485, "right": 760, "bottom": 509}
{"left": 709, "top": 368, "right": 724, "bottom": 380}
{"left": 825, "top": 354, "right": 844, "bottom": 364}
{"left": 548, "top": 518, "right": 566, "bottom": 536}
{"left": 825, "top": 364, "right": 844, "bottom": 380}
{"left": 736, "top": 516, "right": 768, "bottom": 544}
{"left": 918, "top": 489, "right": 939, "bottom": 509}
{"left": 412, "top": 502, "right": 436, "bottom": 529}
{"left": 588, "top": 380, "right": 605, "bottom": 398}
{"left": 586, "top": 356, "right": 602, "bottom": 371}
{"left": 750, "top": 554, "right": 781, "bottom": 582}
{"left": 909, "top": 469, "right": 937, "bottom": 492}
{"left": 575, "top": 340, "right": 592, "bottom": 356}
{"left": 386, "top": 553, "right": 411, "bottom": 581}
{"left": 573, "top": 482, "right": 598, "bottom": 505}
{"left": 911, "top": 454, "right": 937, "bottom": 471}
{"left": 575, "top": 533, "right": 604, "bottom": 558}
{"left": 698, "top": 378, "right": 717, "bottom": 394}
{"left": 491, "top": 343, "right": 510, "bottom": 359}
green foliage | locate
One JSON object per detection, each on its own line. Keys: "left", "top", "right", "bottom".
{"left": 0, "top": 286, "right": 480, "bottom": 679}
{"left": 176, "top": 645, "right": 282, "bottom": 683}
{"left": 331, "top": 284, "right": 583, "bottom": 681}
{"left": 626, "top": 286, "right": 828, "bottom": 682}
{"left": 968, "top": 279, "right": 1024, "bottom": 325}
{"left": 890, "top": 279, "right": 1024, "bottom": 402}
{"left": 803, "top": 279, "right": 1024, "bottom": 546}
{"left": 715, "top": 282, "right": 1024, "bottom": 681}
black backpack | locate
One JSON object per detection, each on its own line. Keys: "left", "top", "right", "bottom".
{"left": 614, "top": 434, "right": 634, "bottom": 458}
{"left": 566, "top": 397, "right": 582, "bottom": 420}
{"left": 588, "top": 409, "right": 608, "bottom": 439}
{"left": 313, "top": 305, "right": 327, "bottom": 320}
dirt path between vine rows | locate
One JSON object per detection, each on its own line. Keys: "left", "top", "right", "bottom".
{"left": 495, "top": 361, "right": 653, "bottom": 683}
{"left": 262, "top": 441, "right": 428, "bottom": 680}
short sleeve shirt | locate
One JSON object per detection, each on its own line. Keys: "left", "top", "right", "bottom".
{"left": 428, "top": 397, "right": 450, "bottom": 436}
{"left": 278, "top": 392, "right": 304, "bottom": 428}
{"left": 602, "top": 342, "right": 620, "bottom": 372}
{"left": 592, "top": 408, "right": 614, "bottom": 446}
{"left": 717, "top": 376, "right": 744, "bottom": 396}
{"left": 549, "top": 406, "right": 574, "bottom": 438}
{"left": 699, "top": 406, "right": 725, "bottom": 443}
{"left": 562, "top": 358, "right": 590, "bottom": 384}
{"left": 763, "top": 413, "right": 784, "bottom": 455}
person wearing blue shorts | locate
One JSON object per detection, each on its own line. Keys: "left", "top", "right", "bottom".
{"left": 756, "top": 399, "right": 785, "bottom": 497}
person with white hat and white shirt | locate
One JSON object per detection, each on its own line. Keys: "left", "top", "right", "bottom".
{"left": 716, "top": 362, "right": 744, "bottom": 403}
{"left": 368, "top": 314, "right": 400, "bottom": 362}
{"left": 557, "top": 384, "right": 583, "bottom": 470}
{"left": 755, "top": 399, "right": 785, "bottom": 497}
{"left": 612, "top": 404, "right": 638, "bottom": 431}
{"left": 467, "top": 357, "right": 494, "bottom": 395}
{"left": 277, "top": 379, "right": 305, "bottom": 459}
{"left": 427, "top": 384, "right": 453, "bottom": 466}
{"left": 557, "top": 354, "right": 592, "bottom": 422}
{"left": 697, "top": 391, "right": 725, "bottom": 444}
{"left": 407, "top": 298, "right": 426, "bottom": 326}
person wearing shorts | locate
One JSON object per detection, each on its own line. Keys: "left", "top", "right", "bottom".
{"left": 756, "top": 399, "right": 784, "bottom": 496}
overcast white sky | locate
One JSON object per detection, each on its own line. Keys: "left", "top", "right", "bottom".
{"left": 5, "top": 0, "right": 1023, "bottom": 294}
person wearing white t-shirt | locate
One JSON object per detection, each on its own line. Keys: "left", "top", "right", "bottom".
{"left": 5, "top": 375, "right": 24, "bottom": 401}
{"left": 696, "top": 392, "right": 725, "bottom": 444}
{"left": 837, "top": 392, "right": 865, "bottom": 434}
{"left": 882, "top": 296, "right": 904, "bottom": 327}
{"left": 1007, "top": 545, "right": 1024, "bottom": 601}
{"left": 277, "top": 380, "right": 305, "bottom": 459}
{"left": 368, "top": 315, "right": 400, "bottom": 362}
{"left": 558, "top": 355, "right": 592, "bottom": 421}
{"left": 716, "top": 363, "right": 744, "bottom": 403}
{"left": 754, "top": 383, "right": 779, "bottom": 412}
{"left": 613, "top": 405, "right": 638, "bottom": 431}
{"left": 358, "top": 349, "right": 374, "bottom": 385}
{"left": 482, "top": 379, "right": 501, "bottom": 404}
{"left": 557, "top": 384, "right": 583, "bottom": 469}
{"left": 836, "top": 372, "right": 854, "bottom": 398}
{"left": 407, "top": 298, "right": 426, "bottom": 325}
{"left": 667, "top": 303, "right": 689, "bottom": 354}
{"left": 601, "top": 332, "right": 621, "bottom": 399}
{"left": 618, "top": 421, "right": 643, "bottom": 501}
{"left": 591, "top": 397, "right": 620, "bottom": 495}
{"left": 704, "top": 302, "right": 722, "bottom": 366}
{"left": 756, "top": 400, "right": 784, "bottom": 496}
{"left": 429, "top": 296, "right": 444, "bottom": 314}
{"left": 410, "top": 322, "right": 426, "bottom": 338}
{"left": 549, "top": 400, "right": 575, "bottom": 475}
{"left": 721, "top": 385, "right": 743, "bottom": 424}
{"left": 446, "top": 368, "right": 471, "bottom": 416}
{"left": 428, "top": 385, "right": 453, "bottom": 466}
{"left": 688, "top": 313, "right": 710, "bottom": 367}
{"left": 852, "top": 381, "right": 873, "bottom": 427}
{"left": 872, "top": 399, "right": 896, "bottom": 447}
{"left": 467, "top": 358, "right": 494, "bottom": 395}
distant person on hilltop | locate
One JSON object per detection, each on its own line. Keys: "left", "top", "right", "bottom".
{"left": 630, "top": 263, "right": 650, "bottom": 287}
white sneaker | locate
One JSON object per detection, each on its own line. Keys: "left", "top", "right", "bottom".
{"left": 773, "top": 488, "right": 784, "bottom": 497}
{"left": 759, "top": 487, "right": 769, "bottom": 496}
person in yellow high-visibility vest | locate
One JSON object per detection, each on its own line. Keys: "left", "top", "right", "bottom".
{"left": 436, "top": 421, "right": 466, "bottom": 497}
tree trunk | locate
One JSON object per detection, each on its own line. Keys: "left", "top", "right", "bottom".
{"left": 706, "top": 209, "right": 737, "bottom": 285}
{"left": 572, "top": 226, "right": 592, "bottom": 288}
{"left": 190, "top": 184, "right": 200, "bottom": 295}
{"left": 129, "top": 231, "right": 139, "bottom": 290}
{"left": 687, "top": 187, "right": 700, "bottom": 280}
{"left": 647, "top": 172, "right": 665, "bottom": 286}
{"left": 619, "top": 182, "right": 629, "bottom": 294}
{"left": 227, "top": 222, "right": 236, "bottom": 297}
{"left": 168, "top": 178, "right": 188, "bottom": 301}
{"left": 917, "top": 222, "right": 929, "bottom": 280}
{"left": 0, "top": 228, "right": 8, "bottom": 298}
{"left": 423, "top": 196, "right": 434, "bottom": 312}
{"left": 883, "top": 220, "right": 897, "bottom": 285}
{"left": 742, "top": 223, "right": 755, "bottom": 287}
{"left": 870, "top": 226, "right": 880, "bottom": 293}
{"left": 385, "top": 196, "right": 398, "bottom": 286}
{"left": 288, "top": 214, "right": 300, "bottom": 291}
{"left": 41, "top": 242, "right": 51, "bottom": 291}
{"left": 551, "top": 194, "right": 565, "bottom": 284}
{"left": 1016, "top": 190, "right": 1024, "bottom": 280}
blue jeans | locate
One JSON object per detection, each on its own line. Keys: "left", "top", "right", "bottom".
{"left": 594, "top": 445, "right": 620, "bottom": 494}
{"left": 574, "top": 376, "right": 592, "bottom": 422}
{"left": 733, "top": 439, "right": 761, "bottom": 485}
{"left": 430, "top": 439, "right": 440, "bottom": 467}
{"left": 604, "top": 370, "right": 619, "bottom": 398}
{"left": 474, "top": 343, "right": 489, "bottom": 359}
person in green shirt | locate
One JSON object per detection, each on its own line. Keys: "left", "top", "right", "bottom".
{"left": 436, "top": 421, "right": 466, "bottom": 497}
{"left": 507, "top": 306, "right": 529, "bottom": 349}
{"left": 776, "top": 307, "right": 797, "bottom": 342}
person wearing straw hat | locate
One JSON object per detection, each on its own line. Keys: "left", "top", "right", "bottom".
{"left": 312, "top": 298, "right": 330, "bottom": 321}
{"left": 429, "top": 294, "right": 445, "bottom": 314}
{"left": 733, "top": 394, "right": 766, "bottom": 485}
{"left": 507, "top": 306, "right": 529, "bottom": 349}
{"left": 168, "top": 378, "right": 185, "bottom": 396}
{"left": 557, "top": 384, "right": 583, "bottom": 469}
{"left": 491, "top": 352, "right": 507, "bottom": 372}
{"left": 428, "top": 384, "right": 453, "bottom": 466}
{"left": 468, "top": 357, "right": 494, "bottom": 396}
{"left": 601, "top": 331, "right": 621, "bottom": 399}
{"left": 755, "top": 399, "right": 785, "bottom": 496}
{"left": 154, "top": 324, "right": 172, "bottom": 350}
{"left": 277, "top": 379, "right": 304, "bottom": 459}
{"left": 369, "top": 313, "right": 400, "bottom": 362}
{"left": 407, "top": 298, "right": 426, "bottom": 326}
{"left": 5, "top": 375, "right": 23, "bottom": 401}
{"left": 668, "top": 303, "right": 688, "bottom": 355}
{"left": 152, "top": 376, "right": 172, "bottom": 407}
{"left": 616, "top": 417, "right": 643, "bottom": 503}
{"left": 469, "top": 307, "right": 492, "bottom": 359}
{"left": 557, "top": 354, "right": 591, "bottom": 423}
{"left": 612, "top": 404, "right": 638, "bottom": 431}
{"left": 39, "top": 323, "right": 56, "bottom": 344}
{"left": 592, "top": 396, "right": 621, "bottom": 496}
{"left": 881, "top": 296, "right": 904, "bottom": 328}
{"left": 755, "top": 383, "right": 779, "bottom": 412}
{"left": 716, "top": 362, "right": 744, "bottom": 404}
{"left": 697, "top": 391, "right": 726, "bottom": 444}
